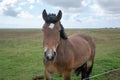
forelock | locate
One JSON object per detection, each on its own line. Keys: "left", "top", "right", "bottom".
{"left": 46, "top": 13, "right": 58, "bottom": 23}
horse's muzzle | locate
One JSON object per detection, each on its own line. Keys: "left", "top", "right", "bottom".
{"left": 44, "top": 50, "right": 56, "bottom": 61}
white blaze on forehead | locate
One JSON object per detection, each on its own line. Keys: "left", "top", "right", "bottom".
{"left": 49, "top": 23, "right": 54, "bottom": 29}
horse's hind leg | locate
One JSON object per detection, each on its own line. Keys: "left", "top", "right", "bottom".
{"left": 74, "top": 63, "right": 86, "bottom": 76}
{"left": 81, "top": 61, "right": 93, "bottom": 80}
{"left": 81, "top": 63, "right": 87, "bottom": 80}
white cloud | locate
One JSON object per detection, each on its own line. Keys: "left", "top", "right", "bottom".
{"left": 81, "top": 0, "right": 90, "bottom": 7}
{"left": 0, "top": 0, "right": 19, "bottom": 16}
{"left": 16, "top": 6, "right": 22, "bottom": 11}
{"left": 29, "top": 5, "right": 34, "bottom": 10}
{"left": 90, "top": 4, "right": 104, "bottom": 16}
{"left": 3, "top": 5, "right": 19, "bottom": 17}
{"left": 91, "top": 0, "right": 120, "bottom": 17}
{"left": 27, "top": 0, "right": 36, "bottom": 4}
{"left": 17, "top": 11, "right": 34, "bottom": 18}
{"left": 1, "top": 1, "right": 23, "bottom": 17}
{"left": 42, "top": 0, "right": 82, "bottom": 8}
{"left": 0, "top": 0, "right": 17, "bottom": 10}
{"left": 41, "top": 0, "right": 120, "bottom": 18}
{"left": 18, "top": 1, "right": 27, "bottom": 6}
{"left": 17, "top": 0, "right": 36, "bottom": 5}
{"left": 81, "top": 16, "right": 96, "bottom": 23}
{"left": 0, "top": 0, "right": 37, "bottom": 17}
{"left": 42, "top": 0, "right": 86, "bottom": 13}
{"left": 4, "top": 0, "right": 17, "bottom": 5}
{"left": 0, "top": 16, "right": 43, "bottom": 28}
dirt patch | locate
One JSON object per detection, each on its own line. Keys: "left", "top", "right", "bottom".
{"left": 107, "top": 70, "right": 120, "bottom": 78}
{"left": 33, "top": 76, "right": 44, "bottom": 80}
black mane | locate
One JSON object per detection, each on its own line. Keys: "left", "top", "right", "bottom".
{"left": 59, "top": 23, "right": 68, "bottom": 40}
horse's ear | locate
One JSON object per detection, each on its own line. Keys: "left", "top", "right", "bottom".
{"left": 57, "top": 10, "right": 62, "bottom": 21}
{"left": 42, "top": 9, "right": 47, "bottom": 21}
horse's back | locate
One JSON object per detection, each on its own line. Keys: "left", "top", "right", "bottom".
{"left": 78, "top": 34, "right": 95, "bottom": 49}
{"left": 69, "top": 33, "right": 95, "bottom": 52}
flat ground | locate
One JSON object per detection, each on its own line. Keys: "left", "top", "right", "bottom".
{"left": 0, "top": 29, "right": 120, "bottom": 80}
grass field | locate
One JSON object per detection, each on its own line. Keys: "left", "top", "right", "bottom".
{"left": 0, "top": 29, "right": 120, "bottom": 80}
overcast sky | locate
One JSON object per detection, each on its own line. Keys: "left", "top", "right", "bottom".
{"left": 0, "top": 0, "right": 120, "bottom": 29}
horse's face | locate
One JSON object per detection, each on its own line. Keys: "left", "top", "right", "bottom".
{"left": 42, "top": 10, "right": 62, "bottom": 61}
{"left": 43, "top": 22, "right": 61, "bottom": 61}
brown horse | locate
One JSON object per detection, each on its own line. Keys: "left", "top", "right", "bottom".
{"left": 42, "top": 9, "right": 95, "bottom": 80}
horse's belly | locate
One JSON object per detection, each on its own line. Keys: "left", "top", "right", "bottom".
{"left": 73, "top": 55, "right": 89, "bottom": 68}
{"left": 73, "top": 47, "right": 91, "bottom": 68}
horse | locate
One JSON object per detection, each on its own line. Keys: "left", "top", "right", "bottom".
{"left": 42, "top": 9, "right": 95, "bottom": 80}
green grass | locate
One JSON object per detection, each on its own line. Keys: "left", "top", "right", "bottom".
{"left": 0, "top": 29, "right": 120, "bottom": 80}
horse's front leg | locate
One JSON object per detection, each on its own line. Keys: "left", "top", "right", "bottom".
{"left": 63, "top": 71, "right": 71, "bottom": 80}
{"left": 45, "top": 69, "right": 51, "bottom": 80}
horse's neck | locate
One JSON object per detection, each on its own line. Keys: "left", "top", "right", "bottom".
{"left": 58, "top": 38, "right": 75, "bottom": 55}
{"left": 57, "top": 38, "right": 71, "bottom": 56}
{"left": 56, "top": 39, "right": 65, "bottom": 54}
{"left": 55, "top": 38, "right": 73, "bottom": 66}
{"left": 59, "top": 38, "right": 67, "bottom": 48}
{"left": 55, "top": 39, "right": 68, "bottom": 65}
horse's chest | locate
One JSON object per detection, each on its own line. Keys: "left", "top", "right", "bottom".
{"left": 45, "top": 63, "right": 62, "bottom": 74}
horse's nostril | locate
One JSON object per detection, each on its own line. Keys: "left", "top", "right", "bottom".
{"left": 44, "top": 52, "right": 49, "bottom": 60}
{"left": 54, "top": 52, "right": 56, "bottom": 57}
{"left": 44, "top": 52, "right": 47, "bottom": 58}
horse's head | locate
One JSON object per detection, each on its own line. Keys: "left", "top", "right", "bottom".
{"left": 42, "top": 9, "right": 67, "bottom": 61}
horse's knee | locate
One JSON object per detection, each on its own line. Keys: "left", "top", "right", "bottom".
{"left": 63, "top": 71, "right": 71, "bottom": 80}
{"left": 45, "top": 70, "right": 51, "bottom": 80}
